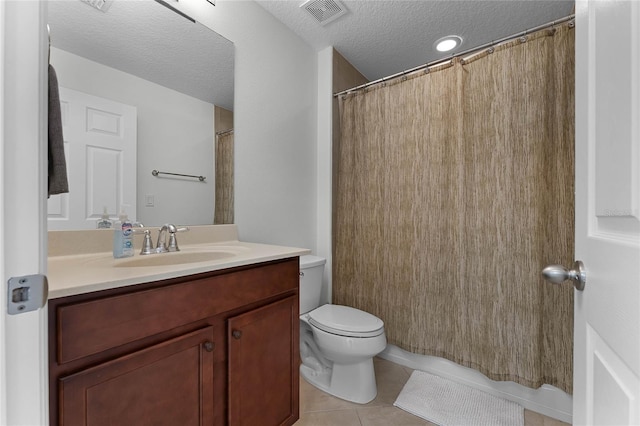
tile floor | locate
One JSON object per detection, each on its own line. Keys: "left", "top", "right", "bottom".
{"left": 295, "top": 357, "right": 571, "bottom": 426}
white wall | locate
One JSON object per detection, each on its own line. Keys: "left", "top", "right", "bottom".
{"left": 316, "top": 46, "right": 333, "bottom": 304}
{"left": 51, "top": 48, "right": 215, "bottom": 227}
{"left": 179, "top": 0, "right": 318, "bottom": 251}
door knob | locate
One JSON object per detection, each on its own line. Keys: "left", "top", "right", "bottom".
{"left": 542, "top": 260, "right": 586, "bottom": 291}
{"left": 232, "top": 330, "right": 242, "bottom": 340}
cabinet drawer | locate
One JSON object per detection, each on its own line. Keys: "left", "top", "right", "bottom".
{"left": 56, "top": 259, "right": 298, "bottom": 364}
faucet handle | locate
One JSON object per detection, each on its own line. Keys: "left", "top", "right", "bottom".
{"left": 167, "top": 233, "right": 179, "bottom": 252}
{"left": 139, "top": 230, "right": 155, "bottom": 255}
{"left": 167, "top": 227, "right": 189, "bottom": 252}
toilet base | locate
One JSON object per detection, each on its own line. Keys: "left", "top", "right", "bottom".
{"left": 300, "top": 358, "right": 378, "bottom": 404}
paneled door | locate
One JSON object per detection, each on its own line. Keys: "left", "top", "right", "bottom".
{"left": 573, "top": 1, "right": 640, "bottom": 424}
{"left": 47, "top": 87, "right": 137, "bottom": 229}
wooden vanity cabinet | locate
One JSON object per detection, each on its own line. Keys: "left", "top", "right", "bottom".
{"left": 48, "top": 257, "right": 300, "bottom": 426}
{"left": 59, "top": 327, "right": 215, "bottom": 426}
{"left": 228, "top": 296, "right": 299, "bottom": 426}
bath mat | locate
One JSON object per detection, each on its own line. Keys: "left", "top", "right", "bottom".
{"left": 393, "top": 371, "right": 524, "bottom": 426}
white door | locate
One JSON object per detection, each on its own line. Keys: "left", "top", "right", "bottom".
{"left": 573, "top": 1, "right": 640, "bottom": 424}
{"left": 47, "top": 87, "right": 137, "bottom": 230}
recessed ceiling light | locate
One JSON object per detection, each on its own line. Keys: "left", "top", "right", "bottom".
{"left": 434, "top": 35, "right": 463, "bottom": 53}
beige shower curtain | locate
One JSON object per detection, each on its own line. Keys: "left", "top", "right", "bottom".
{"left": 334, "top": 24, "right": 574, "bottom": 393}
{"left": 214, "top": 130, "right": 234, "bottom": 224}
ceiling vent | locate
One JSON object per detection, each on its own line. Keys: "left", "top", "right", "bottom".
{"left": 80, "top": 0, "right": 114, "bottom": 13}
{"left": 300, "top": 0, "right": 348, "bottom": 26}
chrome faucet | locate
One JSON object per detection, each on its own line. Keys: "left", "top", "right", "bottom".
{"left": 155, "top": 223, "right": 189, "bottom": 253}
{"left": 156, "top": 223, "right": 177, "bottom": 253}
{"left": 134, "top": 224, "right": 190, "bottom": 255}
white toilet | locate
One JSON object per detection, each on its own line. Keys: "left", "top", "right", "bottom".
{"left": 299, "top": 255, "right": 387, "bottom": 404}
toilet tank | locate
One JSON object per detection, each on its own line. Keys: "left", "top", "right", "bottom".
{"left": 299, "top": 255, "right": 326, "bottom": 314}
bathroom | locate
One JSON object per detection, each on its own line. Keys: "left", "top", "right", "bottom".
{"left": 1, "top": 0, "right": 639, "bottom": 425}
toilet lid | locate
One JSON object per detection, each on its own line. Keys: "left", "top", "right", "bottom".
{"left": 308, "top": 304, "right": 384, "bottom": 338}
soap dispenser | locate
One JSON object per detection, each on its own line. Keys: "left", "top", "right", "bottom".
{"left": 113, "top": 207, "right": 134, "bottom": 258}
{"left": 96, "top": 206, "right": 113, "bottom": 229}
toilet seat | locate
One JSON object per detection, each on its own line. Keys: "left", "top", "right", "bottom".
{"left": 308, "top": 304, "right": 384, "bottom": 338}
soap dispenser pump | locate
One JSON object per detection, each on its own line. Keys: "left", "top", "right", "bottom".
{"left": 113, "top": 207, "right": 134, "bottom": 258}
{"left": 96, "top": 206, "right": 113, "bottom": 229}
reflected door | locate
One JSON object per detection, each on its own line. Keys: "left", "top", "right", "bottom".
{"left": 47, "top": 87, "right": 137, "bottom": 229}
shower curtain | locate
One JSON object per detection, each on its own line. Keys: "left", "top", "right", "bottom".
{"left": 214, "top": 130, "right": 234, "bottom": 224}
{"left": 334, "top": 24, "right": 574, "bottom": 393}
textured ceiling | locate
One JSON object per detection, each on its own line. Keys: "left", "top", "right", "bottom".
{"left": 48, "top": 0, "right": 575, "bottom": 107}
{"left": 256, "top": 0, "right": 575, "bottom": 81}
{"left": 48, "top": 0, "right": 234, "bottom": 110}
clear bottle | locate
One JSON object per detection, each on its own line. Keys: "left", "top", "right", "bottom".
{"left": 113, "top": 208, "right": 134, "bottom": 258}
{"left": 96, "top": 206, "right": 113, "bottom": 229}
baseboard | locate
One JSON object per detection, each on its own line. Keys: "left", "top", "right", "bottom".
{"left": 379, "top": 344, "right": 572, "bottom": 424}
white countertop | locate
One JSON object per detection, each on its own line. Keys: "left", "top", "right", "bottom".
{"left": 47, "top": 226, "right": 310, "bottom": 299}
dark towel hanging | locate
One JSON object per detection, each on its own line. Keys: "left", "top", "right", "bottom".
{"left": 48, "top": 64, "right": 69, "bottom": 197}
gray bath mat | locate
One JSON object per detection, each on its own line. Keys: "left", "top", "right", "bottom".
{"left": 394, "top": 370, "right": 524, "bottom": 426}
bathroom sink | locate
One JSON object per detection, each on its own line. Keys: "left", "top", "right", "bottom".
{"left": 114, "top": 250, "right": 237, "bottom": 267}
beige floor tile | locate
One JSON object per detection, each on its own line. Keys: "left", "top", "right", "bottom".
{"left": 357, "top": 405, "right": 435, "bottom": 426}
{"left": 524, "top": 409, "right": 545, "bottom": 426}
{"left": 299, "top": 357, "right": 570, "bottom": 426}
{"left": 300, "top": 376, "right": 361, "bottom": 413}
{"left": 402, "top": 366, "right": 415, "bottom": 376}
{"left": 524, "top": 409, "right": 571, "bottom": 426}
{"left": 364, "top": 358, "right": 413, "bottom": 407}
{"left": 294, "top": 409, "right": 362, "bottom": 426}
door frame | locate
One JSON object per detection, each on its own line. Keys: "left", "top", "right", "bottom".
{"left": 1, "top": 1, "right": 50, "bottom": 424}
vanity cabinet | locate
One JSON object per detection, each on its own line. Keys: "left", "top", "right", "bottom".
{"left": 48, "top": 258, "right": 300, "bottom": 426}
{"left": 228, "top": 296, "right": 298, "bottom": 426}
{"left": 59, "top": 327, "right": 215, "bottom": 426}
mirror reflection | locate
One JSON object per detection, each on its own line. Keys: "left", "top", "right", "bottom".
{"left": 47, "top": 0, "right": 234, "bottom": 229}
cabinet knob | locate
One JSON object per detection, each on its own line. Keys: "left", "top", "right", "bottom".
{"left": 232, "top": 330, "right": 242, "bottom": 340}
{"left": 203, "top": 341, "right": 215, "bottom": 352}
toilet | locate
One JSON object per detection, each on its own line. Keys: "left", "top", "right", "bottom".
{"left": 299, "top": 255, "right": 387, "bottom": 404}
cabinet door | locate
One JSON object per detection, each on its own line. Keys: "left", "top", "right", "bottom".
{"left": 59, "top": 327, "right": 215, "bottom": 426}
{"left": 228, "top": 296, "right": 299, "bottom": 426}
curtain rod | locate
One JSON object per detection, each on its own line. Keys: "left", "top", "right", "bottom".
{"left": 334, "top": 14, "right": 575, "bottom": 98}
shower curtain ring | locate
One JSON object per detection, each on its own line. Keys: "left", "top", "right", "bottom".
{"left": 519, "top": 30, "right": 528, "bottom": 43}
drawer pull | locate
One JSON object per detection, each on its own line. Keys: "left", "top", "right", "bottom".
{"left": 232, "top": 330, "right": 242, "bottom": 340}
{"left": 203, "top": 341, "right": 215, "bottom": 352}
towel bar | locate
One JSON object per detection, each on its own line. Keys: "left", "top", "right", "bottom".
{"left": 151, "top": 170, "right": 206, "bottom": 182}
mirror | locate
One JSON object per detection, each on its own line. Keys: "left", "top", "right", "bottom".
{"left": 47, "top": 0, "right": 234, "bottom": 229}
